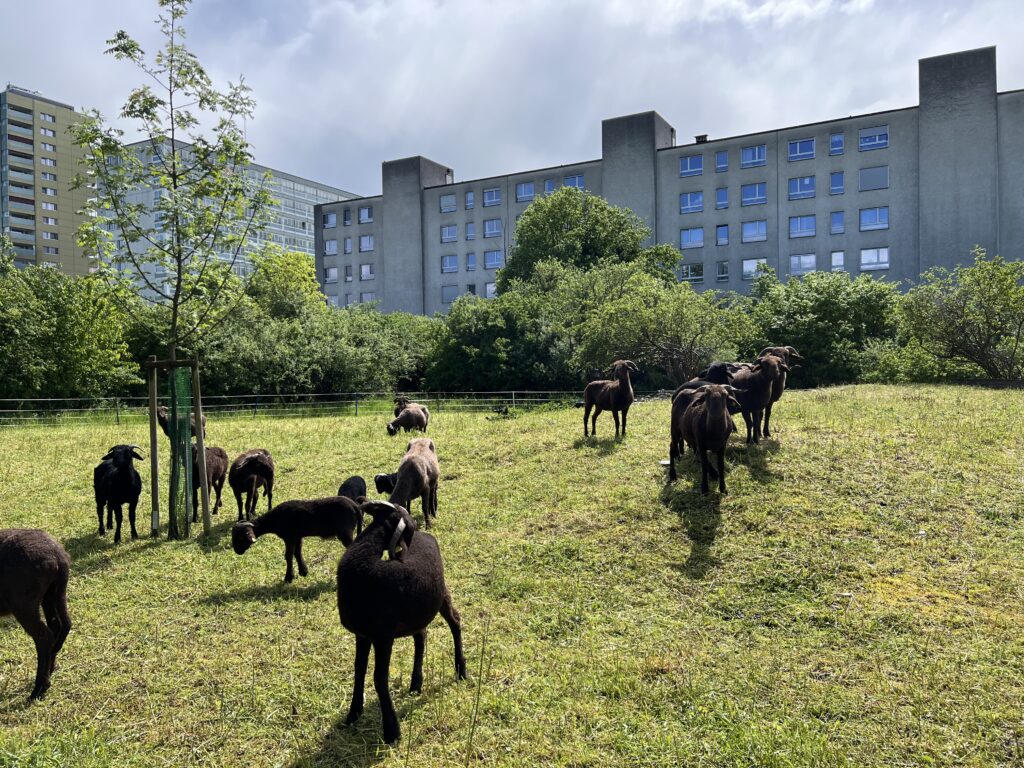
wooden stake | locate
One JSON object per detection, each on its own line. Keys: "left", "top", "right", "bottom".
{"left": 191, "top": 361, "right": 211, "bottom": 535}
{"left": 148, "top": 356, "right": 160, "bottom": 537}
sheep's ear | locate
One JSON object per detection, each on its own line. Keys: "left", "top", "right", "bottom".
{"left": 131, "top": 449, "right": 145, "bottom": 461}
{"left": 727, "top": 396, "right": 742, "bottom": 411}
{"left": 624, "top": 360, "right": 639, "bottom": 372}
{"left": 779, "top": 363, "right": 790, "bottom": 373}
{"left": 101, "top": 450, "right": 114, "bottom": 461}
{"left": 786, "top": 346, "right": 803, "bottom": 359}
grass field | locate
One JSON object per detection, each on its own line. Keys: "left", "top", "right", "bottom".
{"left": 0, "top": 385, "right": 1022, "bottom": 767}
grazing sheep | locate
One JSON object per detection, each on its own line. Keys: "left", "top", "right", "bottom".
{"left": 576, "top": 359, "right": 639, "bottom": 438}
{"left": 232, "top": 496, "right": 363, "bottom": 582}
{"left": 93, "top": 444, "right": 143, "bottom": 544}
{"left": 388, "top": 438, "right": 439, "bottom": 528}
{"left": 730, "top": 355, "right": 790, "bottom": 444}
{"left": 0, "top": 529, "right": 72, "bottom": 700}
{"left": 757, "top": 346, "right": 804, "bottom": 438}
{"left": 155, "top": 405, "right": 207, "bottom": 440}
{"left": 386, "top": 407, "right": 429, "bottom": 436}
{"left": 670, "top": 385, "right": 741, "bottom": 493}
{"left": 337, "top": 500, "right": 467, "bottom": 744}
{"left": 393, "top": 396, "right": 427, "bottom": 419}
{"left": 228, "top": 449, "right": 275, "bottom": 521}
{"left": 191, "top": 445, "right": 228, "bottom": 522}
{"left": 374, "top": 473, "right": 398, "bottom": 496}
{"left": 338, "top": 475, "right": 368, "bottom": 502}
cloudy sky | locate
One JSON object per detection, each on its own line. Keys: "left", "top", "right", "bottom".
{"left": 3, "top": 0, "right": 1021, "bottom": 196}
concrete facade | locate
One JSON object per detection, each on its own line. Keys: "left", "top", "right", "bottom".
{"left": 315, "top": 47, "right": 1024, "bottom": 314}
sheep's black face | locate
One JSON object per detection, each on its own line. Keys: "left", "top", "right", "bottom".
{"left": 386, "top": 423, "right": 398, "bottom": 436}
{"left": 102, "top": 444, "right": 144, "bottom": 466}
{"left": 374, "top": 473, "right": 397, "bottom": 495}
{"left": 231, "top": 522, "right": 256, "bottom": 554}
{"left": 359, "top": 501, "right": 417, "bottom": 558}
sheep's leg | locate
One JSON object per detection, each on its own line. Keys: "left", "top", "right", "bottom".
{"left": 752, "top": 410, "right": 763, "bottom": 444}
{"left": 668, "top": 438, "right": 679, "bottom": 481}
{"left": 621, "top": 405, "right": 630, "bottom": 436}
{"left": 128, "top": 499, "right": 139, "bottom": 540}
{"left": 410, "top": 630, "right": 426, "bottom": 693}
{"left": 112, "top": 504, "right": 123, "bottom": 545}
{"left": 698, "top": 449, "right": 711, "bottom": 495}
{"left": 763, "top": 402, "right": 773, "bottom": 438}
{"left": 430, "top": 483, "right": 438, "bottom": 520}
{"left": 373, "top": 638, "right": 400, "bottom": 744}
{"left": 741, "top": 411, "right": 754, "bottom": 444}
{"left": 583, "top": 403, "right": 593, "bottom": 436}
{"left": 106, "top": 503, "right": 113, "bottom": 530}
{"left": 421, "top": 493, "right": 432, "bottom": 529}
{"left": 96, "top": 500, "right": 105, "bottom": 536}
{"left": 295, "top": 538, "right": 309, "bottom": 578}
{"left": 266, "top": 480, "right": 273, "bottom": 513}
{"left": 591, "top": 407, "right": 602, "bottom": 436}
{"left": 14, "top": 606, "right": 54, "bottom": 700}
{"left": 283, "top": 539, "right": 296, "bottom": 583}
{"left": 612, "top": 410, "right": 620, "bottom": 437}
{"left": 345, "top": 635, "right": 371, "bottom": 725}
{"left": 213, "top": 477, "right": 224, "bottom": 513}
{"left": 234, "top": 489, "right": 244, "bottom": 521}
{"left": 440, "top": 590, "right": 468, "bottom": 679}
{"left": 717, "top": 448, "right": 727, "bottom": 494}
{"left": 42, "top": 587, "right": 71, "bottom": 673}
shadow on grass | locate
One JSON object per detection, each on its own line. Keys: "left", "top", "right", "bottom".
{"left": 62, "top": 529, "right": 166, "bottom": 576}
{"left": 660, "top": 479, "right": 723, "bottom": 580}
{"left": 725, "top": 438, "right": 781, "bottom": 484}
{"left": 201, "top": 578, "right": 335, "bottom": 605}
{"left": 571, "top": 435, "right": 622, "bottom": 455}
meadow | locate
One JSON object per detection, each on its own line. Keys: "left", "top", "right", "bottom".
{"left": 0, "top": 385, "right": 1022, "bottom": 767}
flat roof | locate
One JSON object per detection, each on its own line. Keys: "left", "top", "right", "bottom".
{"left": 3, "top": 85, "right": 79, "bottom": 113}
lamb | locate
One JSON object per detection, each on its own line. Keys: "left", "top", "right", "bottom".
{"left": 338, "top": 475, "right": 368, "bottom": 502}
{"left": 669, "top": 384, "right": 741, "bottom": 494}
{"left": 228, "top": 449, "right": 275, "bottom": 521}
{"left": 156, "top": 405, "right": 207, "bottom": 440}
{"left": 337, "top": 500, "right": 467, "bottom": 744}
{"left": 388, "top": 438, "right": 439, "bottom": 528}
{"left": 93, "top": 444, "right": 143, "bottom": 543}
{"left": 232, "top": 496, "right": 363, "bottom": 582}
{"left": 374, "top": 473, "right": 398, "bottom": 495}
{"left": 756, "top": 346, "right": 804, "bottom": 438}
{"left": 0, "top": 528, "right": 72, "bottom": 700}
{"left": 730, "top": 354, "right": 790, "bottom": 444}
{"left": 576, "top": 359, "right": 639, "bottom": 438}
{"left": 191, "top": 445, "right": 228, "bottom": 522}
{"left": 387, "top": 407, "right": 429, "bottom": 436}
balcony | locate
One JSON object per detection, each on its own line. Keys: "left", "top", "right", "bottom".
{"left": 8, "top": 227, "right": 36, "bottom": 242}
{"left": 7, "top": 153, "right": 34, "bottom": 170}
{"left": 8, "top": 200, "right": 35, "bottom": 213}
{"left": 8, "top": 166, "right": 34, "bottom": 183}
{"left": 6, "top": 122, "right": 33, "bottom": 138}
{"left": 12, "top": 243, "right": 36, "bottom": 258}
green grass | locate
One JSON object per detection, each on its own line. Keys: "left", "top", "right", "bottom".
{"left": 0, "top": 385, "right": 1022, "bottom": 767}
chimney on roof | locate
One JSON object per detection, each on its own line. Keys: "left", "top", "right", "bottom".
{"left": 695, "top": 134, "right": 708, "bottom": 144}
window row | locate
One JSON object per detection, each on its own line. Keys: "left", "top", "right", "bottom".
{"left": 327, "top": 292, "right": 377, "bottom": 307}
{"left": 679, "top": 166, "right": 889, "bottom": 213}
{"left": 324, "top": 206, "right": 374, "bottom": 227}
{"left": 440, "top": 251, "right": 504, "bottom": 272}
{"left": 323, "top": 264, "right": 376, "bottom": 283}
{"left": 437, "top": 175, "right": 584, "bottom": 213}
{"left": 441, "top": 282, "right": 497, "bottom": 303}
{"left": 681, "top": 207, "right": 889, "bottom": 249}
{"left": 680, "top": 126, "right": 888, "bottom": 177}
{"left": 679, "top": 247, "right": 890, "bottom": 284}
{"left": 439, "top": 219, "right": 501, "bottom": 242}
{"left": 323, "top": 235, "right": 375, "bottom": 255}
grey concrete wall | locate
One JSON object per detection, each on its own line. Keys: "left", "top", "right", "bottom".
{"left": 918, "top": 47, "right": 999, "bottom": 270}
{"left": 997, "top": 90, "right": 1024, "bottom": 262}
{"left": 602, "top": 111, "right": 675, "bottom": 243}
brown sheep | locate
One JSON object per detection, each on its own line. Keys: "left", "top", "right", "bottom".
{"left": 730, "top": 355, "right": 790, "bottom": 444}
{"left": 228, "top": 449, "right": 275, "bottom": 521}
{"left": 388, "top": 438, "right": 439, "bottom": 528}
{"left": 156, "top": 405, "right": 207, "bottom": 440}
{"left": 672, "top": 384, "right": 741, "bottom": 493}
{"left": 387, "top": 407, "right": 429, "bottom": 436}
{"left": 393, "top": 396, "right": 428, "bottom": 419}
{"left": 577, "top": 360, "right": 639, "bottom": 438}
{"left": 757, "top": 346, "right": 804, "bottom": 438}
{"left": 191, "top": 445, "right": 228, "bottom": 521}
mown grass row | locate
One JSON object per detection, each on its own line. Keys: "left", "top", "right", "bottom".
{"left": 0, "top": 385, "right": 1021, "bottom": 767}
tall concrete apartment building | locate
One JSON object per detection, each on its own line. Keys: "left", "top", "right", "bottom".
{"left": 1, "top": 85, "right": 91, "bottom": 273}
{"left": 315, "top": 47, "right": 1024, "bottom": 315}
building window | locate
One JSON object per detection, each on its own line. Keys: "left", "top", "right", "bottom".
{"left": 40, "top": 127, "right": 56, "bottom": 137}
{"left": 860, "top": 247, "right": 890, "bottom": 270}
{"left": 465, "top": 191, "right": 474, "bottom": 209}
{"left": 790, "top": 253, "right": 816, "bottom": 275}
{"left": 323, "top": 211, "right": 337, "bottom": 228}
{"left": 788, "top": 138, "right": 815, "bottom": 161}
{"left": 830, "top": 171, "right": 844, "bottom": 195}
{"left": 741, "top": 220, "right": 768, "bottom": 243}
{"left": 679, "top": 191, "right": 703, "bottom": 214}
{"left": 466, "top": 253, "right": 476, "bottom": 271}
{"left": 442, "top": 284, "right": 459, "bottom": 304}
{"left": 516, "top": 181, "right": 535, "bottom": 202}
{"left": 441, "top": 255, "right": 458, "bottom": 273}
{"left": 43, "top": 246, "right": 59, "bottom": 256}
{"left": 345, "top": 294, "right": 353, "bottom": 306}
{"left": 344, "top": 265, "right": 353, "bottom": 282}
{"left": 544, "top": 179, "right": 556, "bottom": 194}
{"left": 466, "top": 284, "right": 476, "bottom": 295}
{"left": 358, "top": 206, "right": 373, "bottom": 223}
{"left": 359, "top": 234, "right": 375, "bottom": 251}
{"left": 564, "top": 174, "right": 584, "bottom": 189}
{"left": 326, "top": 295, "right": 339, "bottom": 307}
{"left": 717, "top": 261, "right": 729, "bottom": 282}
{"left": 324, "top": 267, "right": 338, "bottom": 283}
{"left": 42, "top": 202, "right": 56, "bottom": 211}
{"left": 439, "top": 194, "right": 456, "bottom": 213}
{"left": 679, "top": 154, "right": 703, "bottom": 177}
{"left": 360, "top": 263, "right": 375, "bottom": 280}
{"left": 741, "top": 182, "right": 766, "bottom": 206}
{"left": 742, "top": 258, "right": 767, "bottom": 279}
{"left": 42, "top": 187, "right": 57, "bottom": 196}
{"left": 830, "top": 133, "right": 844, "bottom": 155}
{"left": 831, "top": 251, "right": 845, "bottom": 271}
{"left": 343, "top": 208, "right": 352, "bottom": 226}
{"left": 484, "top": 250, "right": 504, "bottom": 269}
{"left": 41, "top": 172, "right": 57, "bottom": 181}
{"left": 441, "top": 225, "right": 457, "bottom": 243}
{"left": 715, "top": 150, "right": 728, "bottom": 172}
{"left": 324, "top": 239, "right": 338, "bottom": 255}
{"left": 789, "top": 215, "right": 816, "bottom": 238}
{"left": 680, "top": 263, "right": 704, "bottom": 282}
{"left": 483, "top": 187, "right": 501, "bottom": 206}
{"left": 465, "top": 222, "right": 476, "bottom": 240}
{"left": 40, "top": 113, "right": 55, "bottom": 123}
{"left": 42, "top": 232, "right": 58, "bottom": 241}
{"left": 485, "top": 282, "right": 497, "bottom": 299}
{"left": 360, "top": 292, "right": 376, "bottom": 302}
{"left": 859, "top": 125, "right": 889, "bottom": 151}
{"left": 41, "top": 142, "right": 57, "bottom": 152}
{"left": 830, "top": 211, "right": 845, "bottom": 234}
{"left": 483, "top": 219, "right": 502, "bottom": 238}
{"left": 859, "top": 165, "right": 890, "bottom": 191}
{"left": 716, "top": 224, "right": 729, "bottom": 246}
{"left": 679, "top": 227, "right": 704, "bottom": 249}
{"left": 788, "top": 176, "right": 815, "bottom": 200}
{"left": 859, "top": 206, "right": 889, "bottom": 231}
{"left": 716, "top": 187, "right": 728, "bottom": 210}
{"left": 740, "top": 144, "right": 767, "bottom": 168}
{"left": 42, "top": 217, "right": 57, "bottom": 226}
{"left": 344, "top": 237, "right": 352, "bottom": 254}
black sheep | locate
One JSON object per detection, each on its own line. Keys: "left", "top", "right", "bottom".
{"left": 93, "top": 444, "right": 143, "bottom": 543}
{"left": 674, "top": 384, "right": 741, "bottom": 493}
{"left": 576, "top": 360, "right": 639, "bottom": 438}
{"left": 374, "top": 473, "right": 398, "bottom": 495}
{"left": 231, "top": 496, "right": 363, "bottom": 582}
{"left": 338, "top": 475, "right": 368, "bottom": 502}
{"left": 757, "top": 346, "right": 804, "bottom": 438}
{"left": 191, "top": 445, "right": 229, "bottom": 522}
{"left": 338, "top": 500, "right": 467, "bottom": 744}
{"left": 731, "top": 355, "right": 790, "bottom": 443}
{"left": 0, "top": 528, "right": 72, "bottom": 700}
{"left": 228, "top": 449, "right": 275, "bottom": 521}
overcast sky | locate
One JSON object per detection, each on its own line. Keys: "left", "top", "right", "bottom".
{"left": 2, "top": 0, "right": 1021, "bottom": 196}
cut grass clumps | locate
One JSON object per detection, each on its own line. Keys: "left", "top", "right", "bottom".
{"left": 0, "top": 384, "right": 1022, "bottom": 766}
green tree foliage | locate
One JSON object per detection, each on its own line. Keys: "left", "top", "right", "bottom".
{"left": 497, "top": 188, "right": 680, "bottom": 291}
{"left": 246, "top": 248, "right": 327, "bottom": 320}
{"left": 748, "top": 267, "right": 900, "bottom": 386}
{"left": 901, "top": 248, "right": 1024, "bottom": 381}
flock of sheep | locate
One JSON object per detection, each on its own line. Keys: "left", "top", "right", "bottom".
{"left": 0, "top": 356, "right": 799, "bottom": 744}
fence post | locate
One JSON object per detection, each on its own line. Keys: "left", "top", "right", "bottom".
{"left": 147, "top": 358, "right": 160, "bottom": 537}
{"left": 355, "top": 394, "right": 359, "bottom": 416}
{"left": 114, "top": 397, "right": 121, "bottom": 425}
{"left": 252, "top": 396, "right": 258, "bottom": 419}
{"left": 512, "top": 391, "right": 516, "bottom": 409}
